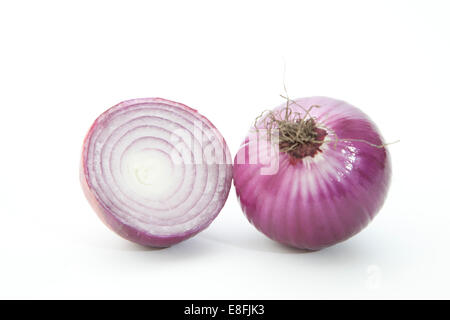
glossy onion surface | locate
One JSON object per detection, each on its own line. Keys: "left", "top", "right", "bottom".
{"left": 81, "top": 98, "right": 232, "bottom": 247}
{"left": 233, "top": 97, "right": 391, "bottom": 250}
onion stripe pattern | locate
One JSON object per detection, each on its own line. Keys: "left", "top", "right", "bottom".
{"left": 81, "top": 98, "right": 232, "bottom": 247}
{"left": 233, "top": 97, "right": 391, "bottom": 250}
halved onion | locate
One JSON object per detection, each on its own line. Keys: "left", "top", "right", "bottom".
{"left": 81, "top": 98, "right": 232, "bottom": 247}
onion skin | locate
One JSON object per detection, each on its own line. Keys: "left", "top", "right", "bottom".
{"left": 81, "top": 98, "right": 232, "bottom": 247}
{"left": 233, "top": 97, "right": 391, "bottom": 250}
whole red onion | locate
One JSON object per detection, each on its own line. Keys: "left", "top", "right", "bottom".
{"left": 81, "top": 98, "right": 232, "bottom": 247}
{"left": 233, "top": 96, "right": 391, "bottom": 250}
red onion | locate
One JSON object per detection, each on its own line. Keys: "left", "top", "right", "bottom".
{"left": 233, "top": 96, "right": 391, "bottom": 250}
{"left": 81, "top": 98, "right": 232, "bottom": 247}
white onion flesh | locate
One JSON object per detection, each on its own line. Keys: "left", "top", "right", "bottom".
{"left": 81, "top": 98, "right": 232, "bottom": 247}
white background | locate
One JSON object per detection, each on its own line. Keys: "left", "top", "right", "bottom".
{"left": 0, "top": 0, "right": 449, "bottom": 299}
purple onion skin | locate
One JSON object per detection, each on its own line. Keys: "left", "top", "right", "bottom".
{"left": 233, "top": 97, "right": 392, "bottom": 250}
{"left": 81, "top": 98, "right": 232, "bottom": 247}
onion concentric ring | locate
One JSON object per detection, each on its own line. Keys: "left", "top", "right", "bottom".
{"left": 81, "top": 98, "right": 232, "bottom": 247}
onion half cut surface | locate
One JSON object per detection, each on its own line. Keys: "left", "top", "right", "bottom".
{"left": 81, "top": 98, "right": 232, "bottom": 247}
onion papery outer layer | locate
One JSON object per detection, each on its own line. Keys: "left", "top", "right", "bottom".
{"left": 233, "top": 97, "right": 391, "bottom": 250}
{"left": 81, "top": 98, "right": 232, "bottom": 247}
